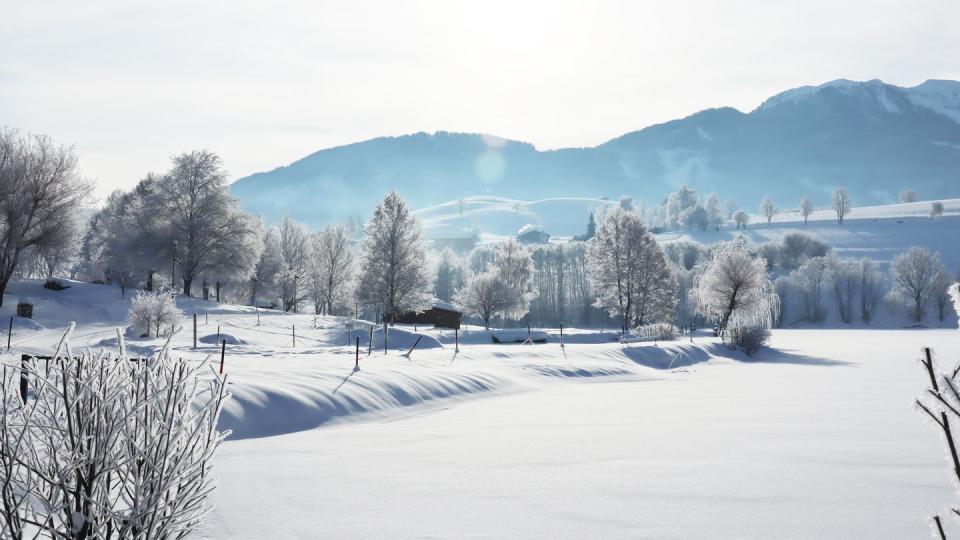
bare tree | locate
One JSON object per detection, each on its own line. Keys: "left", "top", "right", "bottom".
{"left": 760, "top": 196, "right": 777, "bottom": 225}
{"left": 248, "top": 227, "right": 283, "bottom": 307}
{"left": 159, "top": 151, "right": 260, "bottom": 296}
{"left": 799, "top": 196, "right": 814, "bottom": 225}
{"left": 899, "top": 189, "right": 919, "bottom": 203}
{"left": 309, "top": 223, "right": 354, "bottom": 315}
{"left": 891, "top": 247, "right": 947, "bottom": 322}
{"left": 832, "top": 187, "right": 852, "bottom": 225}
{"left": 493, "top": 238, "right": 536, "bottom": 323}
{"left": 278, "top": 215, "right": 310, "bottom": 312}
{"left": 828, "top": 256, "right": 858, "bottom": 324}
{"left": 455, "top": 270, "right": 511, "bottom": 329}
{"left": 0, "top": 128, "right": 92, "bottom": 306}
{"left": 931, "top": 201, "right": 945, "bottom": 220}
{"left": 859, "top": 258, "right": 883, "bottom": 324}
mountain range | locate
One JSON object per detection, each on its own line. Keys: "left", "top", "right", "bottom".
{"left": 230, "top": 79, "right": 960, "bottom": 230}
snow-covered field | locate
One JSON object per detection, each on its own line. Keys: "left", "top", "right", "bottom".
{"left": 2, "top": 279, "right": 959, "bottom": 538}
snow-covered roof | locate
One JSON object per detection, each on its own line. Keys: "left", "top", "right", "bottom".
{"left": 432, "top": 299, "right": 458, "bottom": 312}
{"left": 517, "top": 224, "right": 546, "bottom": 235}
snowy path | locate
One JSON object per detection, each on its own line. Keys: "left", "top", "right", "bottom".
{"left": 201, "top": 329, "right": 960, "bottom": 539}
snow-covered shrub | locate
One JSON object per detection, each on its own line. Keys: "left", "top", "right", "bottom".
{"left": 636, "top": 322, "right": 678, "bottom": 341}
{"left": 728, "top": 324, "right": 770, "bottom": 355}
{"left": 0, "top": 324, "right": 230, "bottom": 539}
{"left": 128, "top": 288, "right": 183, "bottom": 337}
{"left": 42, "top": 278, "right": 69, "bottom": 291}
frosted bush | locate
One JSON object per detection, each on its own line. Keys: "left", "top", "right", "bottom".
{"left": 0, "top": 324, "right": 230, "bottom": 539}
{"left": 636, "top": 322, "right": 678, "bottom": 341}
{"left": 128, "top": 288, "right": 183, "bottom": 337}
{"left": 728, "top": 325, "right": 771, "bottom": 355}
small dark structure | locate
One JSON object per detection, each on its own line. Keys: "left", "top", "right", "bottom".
{"left": 16, "top": 301, "right": 33, "bottom": 319}
{"left": 517, "top": 227, "right": 550, "bottom": 245}
{"left": 392, "top": 300, "right": 461, "bottom": 329}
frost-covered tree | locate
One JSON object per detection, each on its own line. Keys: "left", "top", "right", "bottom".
{"left": 890, "top": 247, "right": 947, "bottom": 322}
{"left": 159, "top": 151, "right": 260, "bottom": 296}
{"left": 705, "top": 193, "right": 724, "bottom": 228}
{"left": 932, "top": 269, "right": 953, "bottom": 322}
{"left": 799, "top": 196, "right": 814, "bottom": 225}
{"left": 588, "top": 208, "right": 676, "bottom": 332}
{"left": 723, "top": 199, "right": 738, "bottom": 220}
{"left": 357, "top": 192, "right": 432, "bottom": 328}
{"left": 899, "top": 189, "right": 919, "bottom": 203}
{"left": 467, "top": 244, "right": 496, "bottom": 275}
{"left": 733, "top": 210, "right": 750, "bottom": 230}
{"left": 248, "top": 227, "right": 283, "bottom": 307}
{"left": 930, "top": 201, "right": 945, "bottom": 219}
{"left": 791, "top": 256, "right": 828, "bottom": 323}
{"left": 858, "top": 258, "right": 884, "bottom": 324}
{"left": 663, "top": 240, "right": 705, "bottom": 271}
{"left": 683, "top": 205, "right": 709, "bottom": 231}
{"left": 665, "top": 185, "right": 698, "bottom": 229}
{"left": 455, "top": 269, "right": 511, "bottom": 329}
{"left": 308, "top": 223, "right": 354, "bottom": 315}
{"left": 832, "top": 187, "right": 852, "bottom": 225}
{"left": 828, "top": 257, "right": 858, "bottom": 324}
{"left": 493, "top": 238, "right": 536, "bottom": 322}
{"left": 0, "top": 128, "right": 92, "bottom": 306}
{"left": 433, "top": 247, "right": 465, "bottom": 303}
{"left": 277, "top": 215, "right": 310, "bottom": 312}
{"left": 760, "top": 196, "right": 777, "bottom": 225}
{"left": 693, "top": 239, "right": 778, "bottom": 334}
{"left": 778, "top": 232, "right": 830, "bottom": 271}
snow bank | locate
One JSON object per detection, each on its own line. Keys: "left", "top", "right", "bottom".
{"left": 221, "top": 363, "right": 509, "bottom": 439}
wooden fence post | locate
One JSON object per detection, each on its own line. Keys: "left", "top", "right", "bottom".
{"left": 292, "top": 325, "right": 296, "bottom": 347}
{"left": 455, "top": 328, "right": 459, "bottom": 353}
{"left": 560, "top": 323, "right": 564, "bottom": 348}
{"left": 368, "top": 325, "right": 373, "bottom": 356}
{"left": 355, "top": 337, "right": 360, "bottom": 369}
{"left": 19, "top": 354, "right": 29, "bottom": 403}
{"left": 6, "top": 316, "right": 11, "bottom": 351}
{"left": 216, "top": 325, "right": 220, "bottom": 343}
{"left": 193, "top": 313, "right": 197, "bottom": 349}
{"left": 405, "top": 335, "right": 423, "bottom": 358}
{"left": 256, "top": 307, "right": 260, "bottom": 325}
{"left": 220, "top": 339, "right": 226, "bottom": 374}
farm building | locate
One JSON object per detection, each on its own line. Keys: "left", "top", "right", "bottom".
{"left": 391, "top": 299, "right": 462, "bottom": 329}
{"left": 516, "top": 224, "right": 550, "bottom": 245}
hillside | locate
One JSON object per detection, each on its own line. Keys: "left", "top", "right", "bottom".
{"left": 230, "top": 79, "right": 960, "bottom": 229}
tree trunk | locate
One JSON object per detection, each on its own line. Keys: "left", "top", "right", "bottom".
{"left": 183, "top": 278, "right": 192, "bottom": 297}
{"left": 216, "top": 281, "right": 221, "bottom": 302}
{"left": 146, "top": 270, "right": 154, "bottom": 292}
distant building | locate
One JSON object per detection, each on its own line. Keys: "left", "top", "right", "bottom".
{"left": 391, "top": 299, "right": 462, "bottom": 329}
{"left": 516, "top": 224, "right": 550, "bottom": 245}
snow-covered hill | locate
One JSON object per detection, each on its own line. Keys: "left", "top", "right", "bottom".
{"left": 658, "top": 198, "right": 960, "bottom": 273}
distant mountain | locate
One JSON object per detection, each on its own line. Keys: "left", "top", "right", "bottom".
{"left": 230, "top": 79, "right": 960, "bottom": 229}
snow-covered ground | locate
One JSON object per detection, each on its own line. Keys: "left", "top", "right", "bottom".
{"left": 3, "top": 279, "right": 960, "bottom": 538}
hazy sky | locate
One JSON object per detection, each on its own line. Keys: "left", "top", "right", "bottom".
{"left": 2, "top": 0, "right": 958, "bottom": 200}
